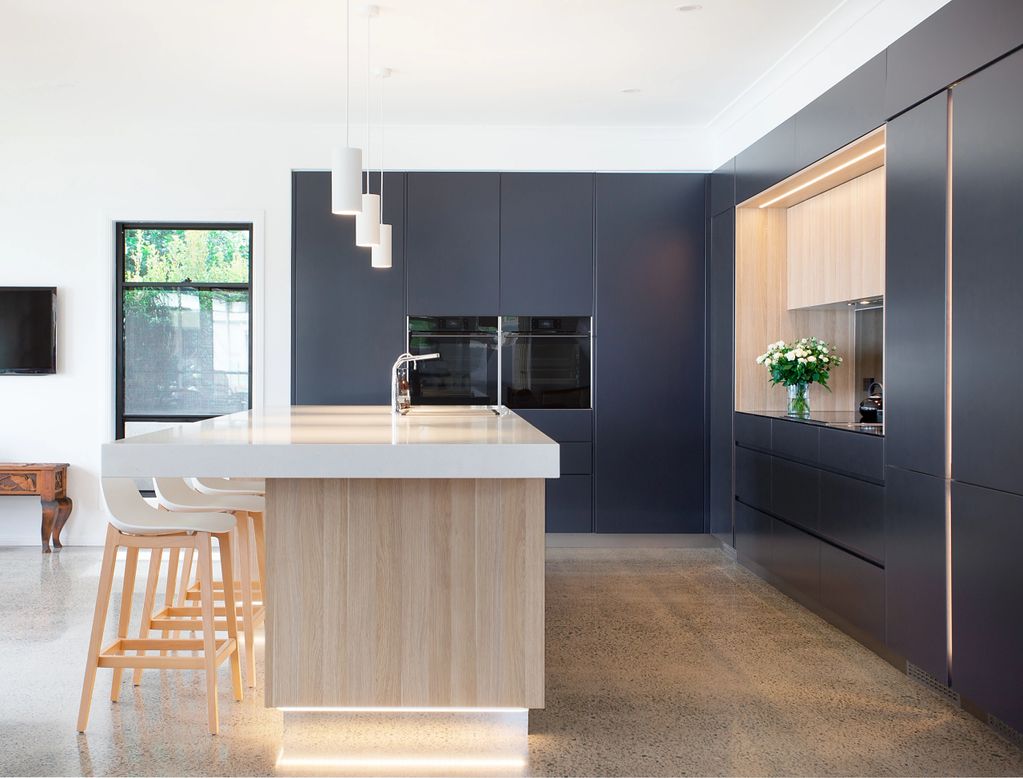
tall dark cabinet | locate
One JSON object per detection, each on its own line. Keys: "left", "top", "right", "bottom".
{"left": 406, "top": 172, "right": 500, "bottom": 315}
{"left": 708, "top": 208, "right": 735, "bottom": 544}
{"left": 291, "top": 171, "right": 407, "bottom": 404}
{"left": 949, "top": 48, "right": 1023, "bottom": 732}
{"left": 499, "top": 173, "right": 594, "bottom": 315}
{"left": 594, "top": 174, "right": 707, "bottom": 533}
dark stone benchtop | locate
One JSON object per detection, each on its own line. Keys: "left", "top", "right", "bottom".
{"left": 740, "top": 410, "right": 884, "bottom": 437}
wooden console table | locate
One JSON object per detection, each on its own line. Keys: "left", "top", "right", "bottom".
{"left": 0, "top": 464, "right": 72, "bottom": 552}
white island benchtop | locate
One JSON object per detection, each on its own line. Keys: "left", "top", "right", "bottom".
{"left": 102, "top": 405, "right": 559, "bottom": 480}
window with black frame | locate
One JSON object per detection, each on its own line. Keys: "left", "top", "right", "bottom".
{"left": 115, "top": 223, "right": 253, "bottom": 439}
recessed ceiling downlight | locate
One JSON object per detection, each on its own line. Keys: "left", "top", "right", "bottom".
{"left": 621, "top": 88, "right": 641, "bottom": 94}
{"left": 676, "top": 4, "right": 703, "bottom": 12}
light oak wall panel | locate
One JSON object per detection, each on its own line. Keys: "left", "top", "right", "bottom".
{"left": 735, "top": 208, "right": 857, "bottom": 413}
{"left": 265, "top": 477, "right": 545, "bottom": 709}
{"left": 787, "top": 167, "right": 886, "bottom": 309}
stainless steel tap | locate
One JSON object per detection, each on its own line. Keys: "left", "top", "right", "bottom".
{"left": 391, "top": 352, "right": 441, "bottom": 414}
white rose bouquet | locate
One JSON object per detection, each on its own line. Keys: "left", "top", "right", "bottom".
{"left": 756, "top": 337, "right": 843, "bottom": 416}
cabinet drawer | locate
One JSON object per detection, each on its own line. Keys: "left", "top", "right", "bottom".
{"left": 560, "top": 442, "right": 592, "bottom": 475}
{"left": 820, "top": 471, "right": 885, "bottom": 563}
{"left": 735, "top": 446, "right": 771, "bottom": 512}
{"left": 546, "top": 475, "right": 592, "bottom": 533}
{"left": 735, "top": 413, "right": 771, "bottom": 450}
{"left": 769, "top": 519, "right": 821, "bottom": 605}
{"left": 514, "top": 409, "right": 592, "bottom": 442}
{"left": 735, "top": 502, "right": 772, "bottom": 569}
{"left": 819, "top": 543, "right": 884, "bottom": 646}
{"left": 820, "top": 428, "right": 884, "bottom": 482}
{"left": 771, "top": 457, "right": 821, "bottom": 531}
{"left": 771, "top": 419, "right": 821, "bottom": 464}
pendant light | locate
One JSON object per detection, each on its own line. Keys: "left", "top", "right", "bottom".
{"left": 372, "top": 67, "right": 392, "bottom": 269}
{"left": 356, "top": 5, "right": 381, "bottom": 246}
{"left": 331, "top": 0, "right": 363, "bottom": 215}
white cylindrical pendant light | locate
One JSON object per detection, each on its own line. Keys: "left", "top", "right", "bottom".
{"left": 355, "top": 192, "right": 381, "bottom": 246}
{"left": 372, "top": 223, "right": 392, "bottom": 268}
{"left": 331, "top": 146, "right": 363, "bottom": 214}
{"left": 331, "top": 0, "right": 362, "bottom": 215}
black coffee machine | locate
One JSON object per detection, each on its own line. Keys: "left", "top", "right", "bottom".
{"left": 859, "top": 382, "right": 884, "bottom": 422}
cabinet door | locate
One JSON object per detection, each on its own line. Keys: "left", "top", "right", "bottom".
{"left": 884, "top": 0, "right": 1023, "bottom": 119}
{"left": 885, "top": 466, "right": 947, "bottom": 681}
{"left": 771, "top": 457, "right": 820, "bottom": 532}
{"left": 735, "top": 117, "right": 796, "bottom": 204}
{"left": 292, "top": 171, "right": 406, "bottom": 404}
{"left": 406, "top": 173, "right": 500, "bottom": 315}
{"left": 952, "top": 50, "right": 1023, "bottom": 496}
{"left": 952, "top": 481, "right": 1023, "bottom": 732}
{"left": 794, "top": 52, "right": 886, "bottom": 170}
{"left": 500, "top": 173, "right": 593, "bottom": 315}
{"left": 885, "top": 92, "right": 948, "bottom": 478}
{"left": 735, "top": 502, "right": 772, "bottom": 570}
{"left": 546, "top": 475, "right": 593, "bottom": 533}
{"left": 708, "top": 209, "right": 735, "bottom": 544}
{"left": 593, "top": 174, "right": 706, "bottom": 532}
{"left": 769, "top": 519, "right": 820, "bottom": 607}
{"left": 819, "top": 543, "right": 884, "bottom": 647}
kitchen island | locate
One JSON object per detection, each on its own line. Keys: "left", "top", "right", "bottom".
{"left": 101, "top": 406, "right": 558, "bottom": 709}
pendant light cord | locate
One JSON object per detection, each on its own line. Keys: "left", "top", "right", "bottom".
{"left": 364, "top": 8, "right": 371, "bottom": 194}
{"left": 379, "top": 64, "right": 385, "bottom": 211}
{"left": 345, "top": 0, "right": 350, "bottom": 146}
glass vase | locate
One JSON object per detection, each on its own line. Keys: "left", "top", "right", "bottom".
{"left": 787, "top": 382, "right": 810, "bottom": 418}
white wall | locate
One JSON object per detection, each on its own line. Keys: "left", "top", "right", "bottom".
{"left": 0, "top": 119, "right": 706, "bottom": 546}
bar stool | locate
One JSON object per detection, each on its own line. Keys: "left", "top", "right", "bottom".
{"left": 78, "top": 478, "right": 242, "bottom": 735}
{"left": 190, "top": 478, "right": 266, "bottom": 603}
{"left": 151, "top": 478, "right": 265, "bottom": 688}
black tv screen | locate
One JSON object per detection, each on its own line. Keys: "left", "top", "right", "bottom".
{"left": 0, "top": 287, "right": 56, "bottom": 374}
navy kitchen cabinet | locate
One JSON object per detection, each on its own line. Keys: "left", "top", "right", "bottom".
{"left": 710, "top": 159, "right": 735, "bottom": 217}
{"left": 794, "top": 52, "right": 886, "bottom": 170}
{"left": 735, "top": 502, "right": 772, "bottom": 571}
{"left": 708, "top": 208, "right": 735, "bottom": 544}
{"left": 406, "top": 173, "right": 500, "bottom": 315}
{"left": 885, "top": 0, "right": 1023, "bottom": 119}
{"left": 500, "top": 173, "right": 593, "bottom": 315}
{"left": 952, "top": 481, "right": 1023, "bottom": 732}
{"left": 594, "top": 173, "right": 706, "bottom": 533}
{"left": 819, "top": 543, "right": 884, "bottom": 648}
{"left": 885, "top": 466, "right": 947, "bottom": 681}
{"left": 291, "top": 171, "right": 407, "bottom": 404}
{"left": 952, "top": 49, "right": 1023, "bottom": 497}
{"left": 735, "top": 117, "right": 796, "bottom": 204}
{"left": 770, "top": 518, "right": 821, "bottom": 609}
{"left": 885, "top": 92, "right": 948, "bottom": 479}
{"left": 515, "top": 409, "right": 593, "bottom": 533}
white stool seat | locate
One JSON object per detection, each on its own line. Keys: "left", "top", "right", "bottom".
{"left": 102, "top": 478, "right": 235, "bottom": 535}
{"left": 191, "top": 477, "right": 265, "bottom": 496}
{"left": 154, "top": 478, "right": 265, "bottom": 514}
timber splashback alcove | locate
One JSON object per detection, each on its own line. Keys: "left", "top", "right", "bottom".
{"left": 264, "top": 477, "right": 546, "bottom": 709}
{"left": 735, "top": 126, "right": 887, "bottom": 413}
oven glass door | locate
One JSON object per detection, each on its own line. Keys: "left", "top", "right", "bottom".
{"left": 408, "top": 317, "right": 499, "bottom": 405}
{"left": 501, "top": 317, "right": 591, "bottom": 409}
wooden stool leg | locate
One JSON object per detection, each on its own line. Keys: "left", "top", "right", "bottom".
{"left": 251, "top": 511, "right": 267, "bottom": 598}
{"left": 77, "top": 525, "right": 120, "bottom": 732}
{"left": 175, "top": 547, "right": 195, "bottom": 642}
{"left": 133, "top": 547, "right": 163, "bottom": 685}
{"left": 110, "top": 545, "right": 139, "bottom": 702}
{"left": 217, "top": 531, "right": 244, "bottom": 703}
{"left": 196, "top": 533, "right": 220, "bottom": 735}
{"left": 235, "top": 511, "right": 257, "bottom": 688}
{"left": 162, "top": 547, "right": 180, "bottom": 653}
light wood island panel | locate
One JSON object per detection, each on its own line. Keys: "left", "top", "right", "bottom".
{"left": 264, "top": 477, "right": 545, "bottom": 709}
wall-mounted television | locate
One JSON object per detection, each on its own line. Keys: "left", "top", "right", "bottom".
{"left": 0, "top": 287, "right": 57, "bottom": 374}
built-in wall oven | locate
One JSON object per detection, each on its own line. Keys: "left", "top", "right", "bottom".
{"left": 407, "top": 316, "right": 499, "bottom": 405}
{"left": 501, "top": 316, "right": 591, "bottom": 409}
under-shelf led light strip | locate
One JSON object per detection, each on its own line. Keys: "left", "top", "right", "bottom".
{"left": 757, "top": 143, "right": 886, "bottom": 208}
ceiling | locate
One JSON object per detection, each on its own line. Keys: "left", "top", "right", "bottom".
{"left": 2, "top": 0, "right": 950, "bottom": 167}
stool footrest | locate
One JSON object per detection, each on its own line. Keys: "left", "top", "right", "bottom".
{"left": 96, "top": 637, "right": 236, "bottom": 669}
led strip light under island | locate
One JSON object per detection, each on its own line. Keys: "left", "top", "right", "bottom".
{"left": 101, "top": 405, "right": 558, "bottom": 716}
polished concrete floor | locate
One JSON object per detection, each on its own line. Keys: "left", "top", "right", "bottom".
{"left": 2, "top": 544, "right": 1021, "bottom": 777}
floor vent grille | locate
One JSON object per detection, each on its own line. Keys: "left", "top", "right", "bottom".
{"left": 906, "top": 662, "right": 960, "bottom": 706}
{"left": 988, "top": 714, "right": 1023, "bottom": 749}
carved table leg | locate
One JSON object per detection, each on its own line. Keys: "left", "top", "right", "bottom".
{"left": 52, "top": 497, "right": 73, "bottom": 550}
{"left": 40, "top": 499, "right": 57, "bottom": 553}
